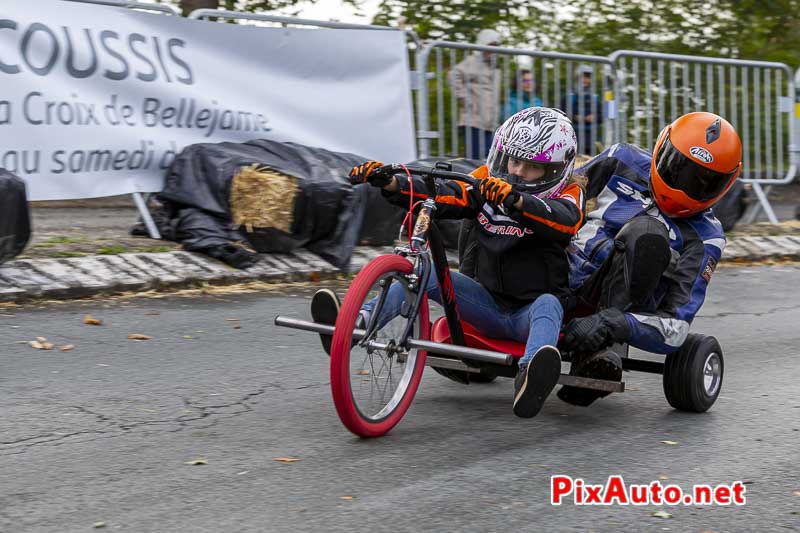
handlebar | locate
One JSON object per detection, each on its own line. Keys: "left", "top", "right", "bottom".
{"left": 379, "top": 163, "right": 477, "bottom": 187}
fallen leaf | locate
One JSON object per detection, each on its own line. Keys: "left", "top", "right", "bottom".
{"left": 339, "top": 496, "right": 355, "bottom": 500}
{"left": 93, "top": 522, "right": 106, "bottom": 529}
{"left": 29, "top": 338, "right": 54, "bottom": 350}
{"left": 84, "top": 314, "right": 103, "bottom": 326}
{"left": 356, "top": 369, "right": 370, "bottom": 376}
{"left": 59, "top": 345, "right": 75, "bottom": 351}
{"left": 651, "top": 511, "right": 672, "bottom": 519}
{"left": 273, "top": 457, "right": 300, "bottom": 463}
{"left": 182, "top": 335, "right": 193, "bottom": 339}
{"left": 659, "top": 473, "right": 669, "bottom": 480}
{"left": 225, "top": 318, "right": 240, "bottom": 322}
{"left": 128, "top": 334, "right": 152, "bottom": 340}
{"left": 144, "top": 311, "right": 160, "bottom": 316}
{"left": 660, "top": 440, "right": 679, "bottom": 445}
{"left": 232, "top": 325, "right": 241, "bottom": 330}
{"left": 185, "top": 458, "right": 208, "bottom": 465}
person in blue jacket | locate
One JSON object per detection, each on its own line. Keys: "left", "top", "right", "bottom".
{"left": 504, "top": 69, "right": 543, "bottom": 118}
{"left": 559, "top": 111, "right": 743, "bottom": 406}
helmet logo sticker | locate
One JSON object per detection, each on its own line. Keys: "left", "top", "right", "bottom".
{"left": 690, "top": 146, "right": 714, "bottom": 164}
{"left": 706, "top": 118, "right": 721, "bottom": 144}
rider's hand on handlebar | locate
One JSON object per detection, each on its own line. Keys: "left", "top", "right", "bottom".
{"left": 349, "top": 160, "right": 394, "bottom": 187}
{"left": 477, "top": 177, "right": 520, "bottom": 209}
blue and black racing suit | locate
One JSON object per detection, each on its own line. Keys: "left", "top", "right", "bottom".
{"left": 568, "top": 143, "right": 725, "bottom": 354}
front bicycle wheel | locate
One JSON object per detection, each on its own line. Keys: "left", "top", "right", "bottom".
{"left": 330, "top": 254, "right": 429, "bottom": 438}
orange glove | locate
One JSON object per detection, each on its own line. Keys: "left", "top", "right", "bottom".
{"left": 349, "top": 160, "right": 391, "bottom": 187}
{"left": 478, "top": 177, "right": 517, "bottom": 207}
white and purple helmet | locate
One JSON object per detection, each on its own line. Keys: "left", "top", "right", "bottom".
{"left": 486, "top": 107, "right": 577, "bottom": 198}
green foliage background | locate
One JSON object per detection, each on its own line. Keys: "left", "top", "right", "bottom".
{"left": 373, "top": 0, "right": 800, "bottom": 67}
{"left": 162, "top": 0, "right": 800, "bottom": 67}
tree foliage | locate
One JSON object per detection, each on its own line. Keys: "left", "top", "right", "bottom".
{"left": 372, "top": 0, "right": 800, "bottom": 66}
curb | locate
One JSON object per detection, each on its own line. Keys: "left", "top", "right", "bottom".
{"left": 1, "top": 236, "right": 799, "bottom": 303}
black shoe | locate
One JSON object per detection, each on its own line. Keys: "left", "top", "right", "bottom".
{"left": 513, "top": 345, "right": 562, "bottom": 418}
{"left": 310, "top": 289, "right": 340, "bottom": 356}
{"left": 557, "top": 346, "right": 623, "bottom": 407}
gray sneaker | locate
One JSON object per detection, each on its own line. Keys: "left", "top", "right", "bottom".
{"left": 513, "top": 345, "right": 562, "bottom": 418}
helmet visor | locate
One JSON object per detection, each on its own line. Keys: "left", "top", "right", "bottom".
{"left": 487, "top": 152, "right": 566, "bottom": 195}
{"left": 655, "top": 134, "right": 738, "bottom": 202}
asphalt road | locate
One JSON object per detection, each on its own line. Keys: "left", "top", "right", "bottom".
{"left": 2, "top": 266, "right": 800, "bottom": 532}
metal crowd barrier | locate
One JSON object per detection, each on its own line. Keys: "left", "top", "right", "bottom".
{"left": 415, "top": 42, "right": 614, "bottom": 160}
{"left": 63, "top": 0, "right": 180, "bottom": 15}
{"left": 188, "top": 9, "right": 414, "bottom": 39}
{"left": 609, "top": 50, "right": 797, "bottom": 223}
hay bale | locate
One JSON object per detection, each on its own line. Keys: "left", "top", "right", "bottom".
{"left": 230, "top": 165, "right": 299, "bottom": 234}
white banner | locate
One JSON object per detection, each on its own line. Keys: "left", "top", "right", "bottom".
{"left": 0, "top": 0, "right": 415, "bottom": 200}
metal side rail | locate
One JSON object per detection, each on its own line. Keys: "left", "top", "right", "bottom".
{"left": 274, "top": 316, "right": 513, "bottom": 365}
{"left": 423, "top": 354, "right": 625, "bottom": 393}
{"left": 275, "top": 316, "right": 635, "bottom": 392}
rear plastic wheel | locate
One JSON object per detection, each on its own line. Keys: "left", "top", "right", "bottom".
{"left": 663, "top": 334, "right": 723, "bottom": 413}
{"left": 330, "top": 254, "right": 429, "bottom": 438}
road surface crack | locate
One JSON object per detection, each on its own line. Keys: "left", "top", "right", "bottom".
{"left": 0, "top": 384, "right": 289, "bottom": 456}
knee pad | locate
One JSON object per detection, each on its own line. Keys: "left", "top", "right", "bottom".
{"left": 614, "top": 217, "right": 672, "bottom": 308}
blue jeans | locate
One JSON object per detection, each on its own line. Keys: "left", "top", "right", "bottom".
{"left": 362, "top": 270, "right": 563, "bottom": 367}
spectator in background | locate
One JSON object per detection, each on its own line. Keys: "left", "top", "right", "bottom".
{"left": 562, "top": 64, "right": 604, "bottom": 156}
{"left": 448, "top": 29, "right": 502, "bottom": 160}
{"left": 504, "top": 69, "right": 543, "bottom": 118}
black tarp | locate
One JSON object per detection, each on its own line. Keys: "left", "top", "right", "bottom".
{"left": 0, "top": 169, "right": 30, "bottom": 265}
{"left": 154, "top": 140, "right": 366, "bottom": 269}
{"left": 140, "top": 140, "right": 483, "bottom": 269}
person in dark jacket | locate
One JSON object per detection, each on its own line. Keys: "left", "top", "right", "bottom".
{"left": 312, "top": 107, "right": 585, "bottom": 418}
{"left": 562, "top": 64, "right": 603, "bottom": 156}
{"left": 559, "top": 111, "right": 743, "bottom": 406}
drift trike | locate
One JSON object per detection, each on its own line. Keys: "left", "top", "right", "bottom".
{"left": 275, "top": 164, "right": 723, "bottom": 437}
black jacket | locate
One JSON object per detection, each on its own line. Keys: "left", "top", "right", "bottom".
{"left": 384, "top": 165, "right": 585, "bottom": 310}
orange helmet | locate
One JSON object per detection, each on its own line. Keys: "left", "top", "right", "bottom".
{"left": 650, "top": 112, "right": 742, "bottom": 217}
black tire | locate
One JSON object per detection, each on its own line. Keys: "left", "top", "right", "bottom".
{"left": 663, "top": 334, "right": 723, "bottom": 412}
